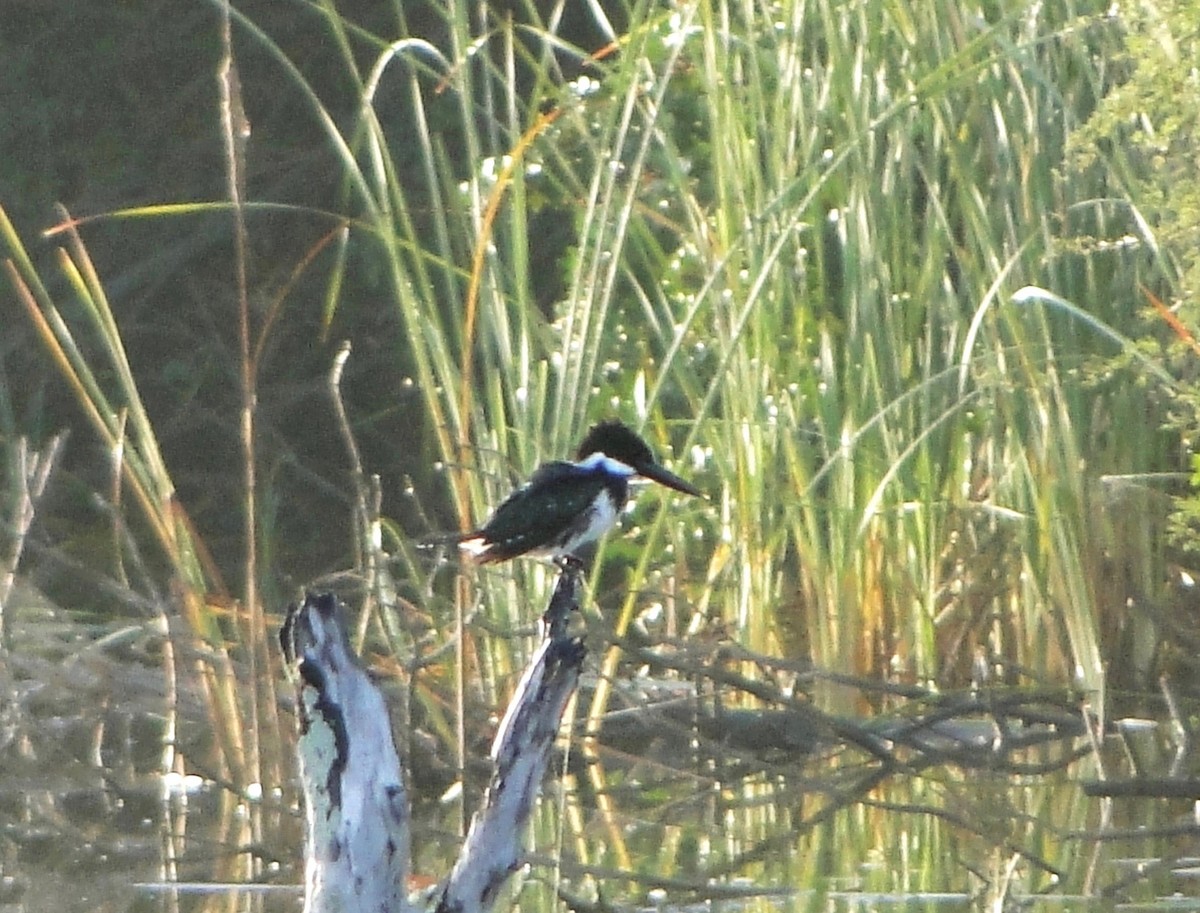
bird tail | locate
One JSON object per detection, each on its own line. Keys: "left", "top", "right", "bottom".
{"left": 417, "top": 530, "right": 473, "bottom": 549}
{"left": 418, "top": 531, "right": 502, "bottom": 563}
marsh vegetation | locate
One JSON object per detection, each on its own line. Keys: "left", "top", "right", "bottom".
{"left": 2, "top": 0, "right": 1199, "bottom": 909}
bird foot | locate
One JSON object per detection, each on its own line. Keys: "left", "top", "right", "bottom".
{"left": 554, "top": 553, "right": 587, "bottom": 575}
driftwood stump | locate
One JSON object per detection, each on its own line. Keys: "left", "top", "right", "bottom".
{"left": 280, "top": 591, "right": 411, "bottom": 913}
{"left": 281, "top": 566, "right": 586, "bottom": 913}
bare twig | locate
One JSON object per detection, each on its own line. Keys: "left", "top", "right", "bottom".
{"left": 0, "top": 432, "right": 66, "bottom": 645}
{"left": 217, "top": 0, "right": 279, "bottom": 861}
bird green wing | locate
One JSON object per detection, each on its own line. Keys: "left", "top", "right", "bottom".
{"left": 473, "top": 461, "right": 612, "bottom": 561}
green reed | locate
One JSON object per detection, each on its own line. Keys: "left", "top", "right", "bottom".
{"left": 201, "top": 0, "right": 1177, "bottom": 715}
{"left": 3, "top": 0, "right": 1183, "bottom": 876}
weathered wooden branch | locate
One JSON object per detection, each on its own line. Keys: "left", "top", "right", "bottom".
{"left": 281, "top": 591, "right": 412, "bottom": 913}
{"left": 281, "top": 564, "right": 586, "bottom": 913}
{"left": 436, "top": 567, "right": 585, "bottom": 913}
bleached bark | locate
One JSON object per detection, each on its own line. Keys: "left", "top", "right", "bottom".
{"left": 281, "top": 592, "right": 412, "bottom": 913}
{"left": 435, "top": 567, "right": 585, "bottom": 913}
{"left": 282, "top": 564, "right": 585, "bottom": 913}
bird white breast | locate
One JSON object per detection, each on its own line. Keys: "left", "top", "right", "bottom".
{"left": 539, "top": 488, "right": 622, "bottom": 559}
{"left": 576, "top": 489, "right": 620, "bottom": 543}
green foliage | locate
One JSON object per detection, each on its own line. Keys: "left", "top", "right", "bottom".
{"left": 1067, "top": 0, "right": 1200, "bottom": 284}
{"left": 234, "top": 0, "right": 1179, "bottom": 709}
{"left": 4, "top": 0, "right": 1190, "bottom": 720}
{"left": 10, "top": 3, "right": 1198, "bottom": 897}
{"left": 1065, "top": 0, "right": 1200, "bottom": 561}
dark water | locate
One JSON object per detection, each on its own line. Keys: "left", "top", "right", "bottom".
{"left": 2, "top": 584, "right": 1198, "bottom": 913}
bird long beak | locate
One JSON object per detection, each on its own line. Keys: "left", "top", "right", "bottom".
{"left": 637, "top": 461, "right": 704, "bottom": 498}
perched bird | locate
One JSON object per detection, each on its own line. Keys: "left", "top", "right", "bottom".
{"left": 440, "top": 420, "right": 702, "bottom": 565}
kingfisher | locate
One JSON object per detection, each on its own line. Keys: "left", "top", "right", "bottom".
{"left": 438, "top": 420, "right": 702, "bottom": 565}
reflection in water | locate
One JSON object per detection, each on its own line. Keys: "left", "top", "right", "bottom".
{"left": 0, "top": 586, "right": 303, "bottom": 913}
{"left": 1, "top": 584, "right": 1198, "bottom": 913}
